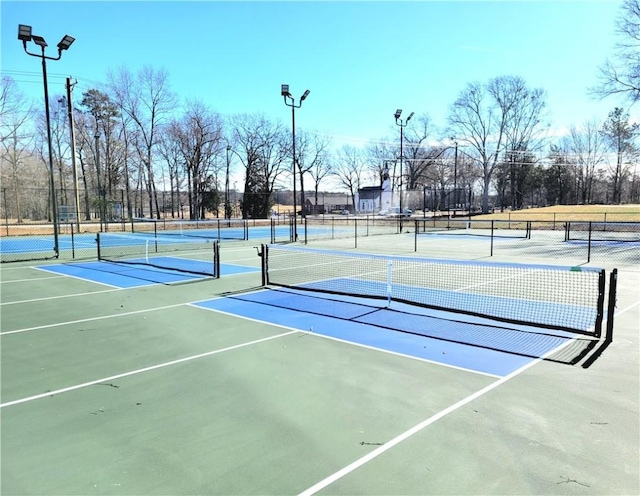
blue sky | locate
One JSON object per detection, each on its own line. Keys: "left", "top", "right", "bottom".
{"left": 0, "top": 0, "right": 628, "bottom": 149}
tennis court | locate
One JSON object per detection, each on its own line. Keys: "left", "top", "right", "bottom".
{"left": 1, "top": 233, "right": 638, "bottom": 495}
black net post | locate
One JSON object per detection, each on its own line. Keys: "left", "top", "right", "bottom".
{"left": 154, "top": 220, "right": 158, "bottom": 253}
{"left": 96, "top": 232, "right": 102, "bottom": 260}
{"left": 414, "top": 219, "right": 418, "bottom": 252}
{"left": 605, "top": 268, "right": 617, "bottom": 343}
{"left": 594, "top": 269, "right": 606, "bottom": 338}
{"left": 214, "top": 240, "right": 220, "bottom": 279}
{"left": 261, "top": 244, "right": 268, "bottom": 286}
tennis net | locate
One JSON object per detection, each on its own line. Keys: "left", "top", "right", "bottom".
{"left": 262, "top": 244, "right": 607, "bottom": 336}
{"left": 131, "top": 218, "right": 248, "bottom": 241}
{"left": 565, "top": 221, "right": 640, "bottom": 243}
{"left": 97, "top": 232, "right": 220, "bottom": 278}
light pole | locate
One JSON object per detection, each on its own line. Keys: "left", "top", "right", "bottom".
{"left": 281, "top": 84, "right": 310, "bottom": 242}
{"left": 225, "top": 145, "right": 231, "bottom": 220}
{"left": 18, "top": 24, "right": 75, "bottom": 255}
{"left": 394, "top": 109, "right": 413, "bottom": 217}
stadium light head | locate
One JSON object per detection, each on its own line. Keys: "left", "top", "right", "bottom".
{"left": 18, "top": 24, "right": 32, "bottom": 42}
{"left": 407, "top": 112, "right": 414, "bottom": 122}
{"left": 31, "top": 35, "right": 48, "bottom": 48}
{"left": 301, "top": 89, "right": 310, "bottom": 101}
{"left": 394, "top": 109, "right": 402, "bottom": 120}
{"left": 57, "top": 34, "right": 75, "bottom": 51}
{"left": 281, "top": 84, "right": 290, "bottom": 97}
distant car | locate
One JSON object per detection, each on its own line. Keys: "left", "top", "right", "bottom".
{"left": 340, "top": 209, "right": 350, "bottom": 215}
{"left": 385, "top": 207, "right": 412, "bottom": 217}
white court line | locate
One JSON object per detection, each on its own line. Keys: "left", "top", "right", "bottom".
{"left": 34, "top": 266, "right": 122, "bottom": 289}
{"left": 298, "top": 342, "right": 569, "bottom": 496}
{"left": 297, "top": 298, "right": 639, "bottom": 496}
{"left": 0, "top": 329, "right": 298, "bottom": 408}
{"left": 0, "top": 288, "right": 122, "bottom": 306}
{"left": 0, "top": 275, "right": 68, "bottom": 284}
{"left": 0, "top": 303, "right": 186, "bottom": 335}
{"left": 189, "top": 302, "right": 501, "bottom": 379}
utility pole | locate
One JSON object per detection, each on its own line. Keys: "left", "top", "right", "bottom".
{"left": 66, "top": 77, "right": 81, "bottom": 231}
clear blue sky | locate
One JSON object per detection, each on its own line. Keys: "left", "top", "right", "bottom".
{"left": 0, "top": 0, "right": 628, "bottom": 148}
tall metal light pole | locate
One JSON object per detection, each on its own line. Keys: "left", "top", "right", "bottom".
{"left": 225, "top": 145, "right": 231, "bottom": 220}
{"left": 282, "top": 84, "right": 310, "bottom": 242}
{"left": 18, "top": 25, "right": 75, "bottom": 255}
{"left": 394, "top": 109, "right": 413, "bottom": 217}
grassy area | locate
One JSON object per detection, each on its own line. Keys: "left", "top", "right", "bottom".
{"left": 472, "top": 204, "right": 640, "bottom": 223}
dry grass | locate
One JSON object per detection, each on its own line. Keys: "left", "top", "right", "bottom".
{"left": 472, "top": 204, "right": 640, "bottom": 222}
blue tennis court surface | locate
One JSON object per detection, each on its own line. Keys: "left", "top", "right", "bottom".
{"left": 36, "top": 260, "right": 259, "bottom": 288}
{"left": 193, "top": 288, "right": 575, "bottom": 377}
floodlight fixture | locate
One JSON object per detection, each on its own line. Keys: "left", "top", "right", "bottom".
{"left": 18, "top": 24, "right": 32, "bottom": 42}
{"left": 407, "top": 112, "right": 414, "bottom": 122}
{"left": 57, "top": 35, "right": 75, "bottom": 51}
{"left": 394, "top": 109, "right": 402, "bottom": 120}
{"left": 31, "top": 35, "right": 47, "bottom": 48}
{"left": 281, "top": 84, "right": 311, "bottom": 241}
{"left": 17, "top": 24, "right": 77, "bottom": 255}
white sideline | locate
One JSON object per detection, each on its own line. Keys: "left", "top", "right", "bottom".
{"left": 0, "top": 303, "right": 186, "bottom": 335}
{"left": 0, "top": 329, "right": 298, "bottom": 408}
{"left": 297, "top": 299, "right": 640, "bottom": 496}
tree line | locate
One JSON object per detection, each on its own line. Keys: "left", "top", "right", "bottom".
{"left": 1, "top": 0, "right": 638, "bottom": 222}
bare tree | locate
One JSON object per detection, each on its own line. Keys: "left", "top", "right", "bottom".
{"left": 592, "top": 0, "right": 640, "bottom": 105}
{"left": 296, "top": 129, "right": 331, "bottom": 215}
{"left": 231, "top": 114, "right": 289, "bottom": 218}
{"left": 401, "top": 113, "right": 441, "bottom": 189}
{"left": 157, "top": 122, "right": 186, "bottom": 218}
{"left": 0, "top": 76, "right": 35, "bottom": 222}
{"left": 557, "top": 120, "right": 609, "bottom": 204}
{"left": 364, "top": 139, "right": 396, "bottom": 188}
{"left": 600, "top": 107, "right": 639, "bottom": 203}
{"left": 166, "top": 100, "right": 224, "bottom": 219}
{"left": 333, "top": 145, "right": 365, "bottom": 210}
{"left": 448, "top": 75, "right": 547, "bottom": 213}
{"left": 109, "top": 66, "right": 177, "bottom": 218}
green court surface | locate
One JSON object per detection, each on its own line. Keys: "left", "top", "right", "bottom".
{"left": 1, "top": 240, "right": 638, "bottom": 495}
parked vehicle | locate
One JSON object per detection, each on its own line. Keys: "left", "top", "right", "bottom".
{"left": 384, "top": 207, "right": 412, "bottom": 217}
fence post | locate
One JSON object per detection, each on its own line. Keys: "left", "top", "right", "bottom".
{"left": 2, "top": 188, "right": 8, "bottom": 236}
{"left": 354, "top": 218, "right": 358, "bottom": 249}
{"left": 490, "top": 220, "right": 494, "bottom": 257}
{"left": 587, "top": 221, "right": 592, "bottom": 263}
{"left": 70, "top": 222, "right": 75, "bottom": 259}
